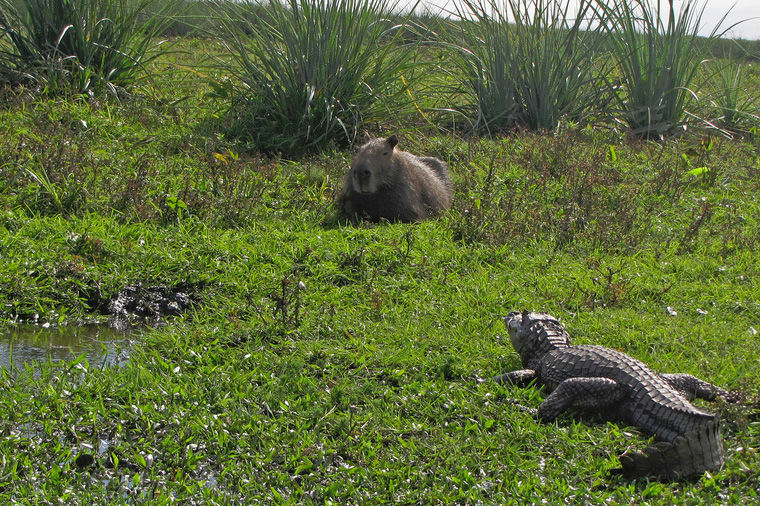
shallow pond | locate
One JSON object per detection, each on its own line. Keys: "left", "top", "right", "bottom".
{"left": 0, "top": 324, "right": 132, "bottom": 371}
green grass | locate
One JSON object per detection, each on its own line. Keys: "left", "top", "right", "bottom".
{"left": 211, "top": 0, "right": 420, "bottom": 154}
{"left": 447, "top": 0, "right": 608, "bottom": 132}
{"left": 699, "top": 59, "right": 760, "bottom": 134}
{"left": 0, "top": 36, "right": 759, "bottom": 502}
{"left": 593, "top": 0, "right": 730, "bottom": 138}
{"left": 0, "top": 0, "right": 181, "bottom": 95}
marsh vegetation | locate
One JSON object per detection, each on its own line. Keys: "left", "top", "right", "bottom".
{"left": 0, "top": 0, "right": 758, "bottom": 501}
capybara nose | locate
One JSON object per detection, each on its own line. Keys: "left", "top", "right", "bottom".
{"left": 354, "top": 167, "right": 370, "bottom": 181}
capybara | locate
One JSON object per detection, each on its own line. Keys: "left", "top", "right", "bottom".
{"left": 338, "top": 135, "right": 452, "bottom": 223}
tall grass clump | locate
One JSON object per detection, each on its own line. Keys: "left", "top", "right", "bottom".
{"left": 446, "top": 0, "right": 607, "bottom": 133}
{"left": 703, "top": 61, "right": 760, "bottom": 133}
{"left": 593, "top": 0, "right": 730, "bottom": 138}
{"left": 213, "top": 0, "right": 418, "bottom": 155}
{"left": 0, "top": 0, "right": 181, "bottom": 95}
{"left": 444, "top": 0, "right": 521, "bottom": 132}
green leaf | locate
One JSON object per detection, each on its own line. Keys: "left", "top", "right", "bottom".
{"left": 686, "top": 167, "right": 710, "bottom": 176}
{"left": 607, "top": 145, "right": 617, "bottom": 163}
{"left": 166, "top": 196, "right": 188, "bottom": 212}
{"left": 295, "top": 457, "right": 314, "bottom": 475}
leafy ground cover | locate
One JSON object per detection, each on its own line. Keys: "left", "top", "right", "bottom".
{"left": 0, "top": 36, "right": 759, "bottom": 503}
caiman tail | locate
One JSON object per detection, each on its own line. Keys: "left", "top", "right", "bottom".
{"left": 614, "top": 418, "right": 724, "bottom": 479}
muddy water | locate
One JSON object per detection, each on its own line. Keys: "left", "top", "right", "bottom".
{"left": 0, "top": 324, "right": 132, "bottom": 371}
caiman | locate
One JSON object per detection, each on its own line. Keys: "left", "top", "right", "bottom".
{"left": 495, "top": 310, "right": 732, "bottom": 479}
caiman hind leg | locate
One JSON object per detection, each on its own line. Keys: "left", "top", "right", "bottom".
{"left": 659, "top": 373, "right": 731, "bottom": 401}
{"left": 538, "top": 377, "right": 626, "bottom": 422}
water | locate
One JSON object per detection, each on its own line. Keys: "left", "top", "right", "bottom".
{"left": 0, "top": 324, "right": 132, "bottom": 371}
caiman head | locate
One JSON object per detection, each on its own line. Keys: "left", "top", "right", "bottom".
{"left": 504, "top": 310, "right": 572, "bottom": 368}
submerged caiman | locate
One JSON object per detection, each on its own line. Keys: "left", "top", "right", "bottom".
{"left": 495, "top": 310, "right": 732, "bottom": 479}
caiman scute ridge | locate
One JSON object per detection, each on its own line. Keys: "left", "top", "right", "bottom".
{"left": 495, "top": 310, "right": 732, "bottom": 479}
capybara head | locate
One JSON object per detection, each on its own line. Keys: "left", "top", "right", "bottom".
{"left": 350, "top": 135, "right": 399, "bottom": 194}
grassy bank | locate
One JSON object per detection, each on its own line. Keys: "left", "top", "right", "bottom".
{"left": 1, "top": 31, "right": 759, "bottom": 503}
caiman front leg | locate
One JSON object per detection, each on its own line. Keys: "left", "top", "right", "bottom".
{"left": 659, "top": 373, "right": 731, "bottom": 401}
{"left": 538, "top": 377, "right": 626, "bottom": 422}
{"left": 493, "top": 370, "right": 540, "bottom": 415}
{"left": 493, "top": 369, "right": 537, "bottom": 387}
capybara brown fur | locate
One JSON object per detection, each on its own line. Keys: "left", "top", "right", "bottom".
{"left": 338, "top": 135, "right": 453, "bottom": 223}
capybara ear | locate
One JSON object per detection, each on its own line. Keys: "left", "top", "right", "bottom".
{"left": 386, "top": 135, "right": 398, "bottom": 149}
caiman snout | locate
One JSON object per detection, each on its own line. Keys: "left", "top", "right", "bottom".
{"left": 503, "top": 311, "right": 523, "bottom": 331}
{"left": 503, "top": 311, "right": 525, "bottom": 352}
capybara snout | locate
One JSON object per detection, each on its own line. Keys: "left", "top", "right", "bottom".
{"left": 351, "top": 162, "right": 375, "bottom": 194}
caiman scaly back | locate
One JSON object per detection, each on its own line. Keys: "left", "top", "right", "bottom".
{"left": 496, "top": 310, "right": 730, "bottom": 479}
